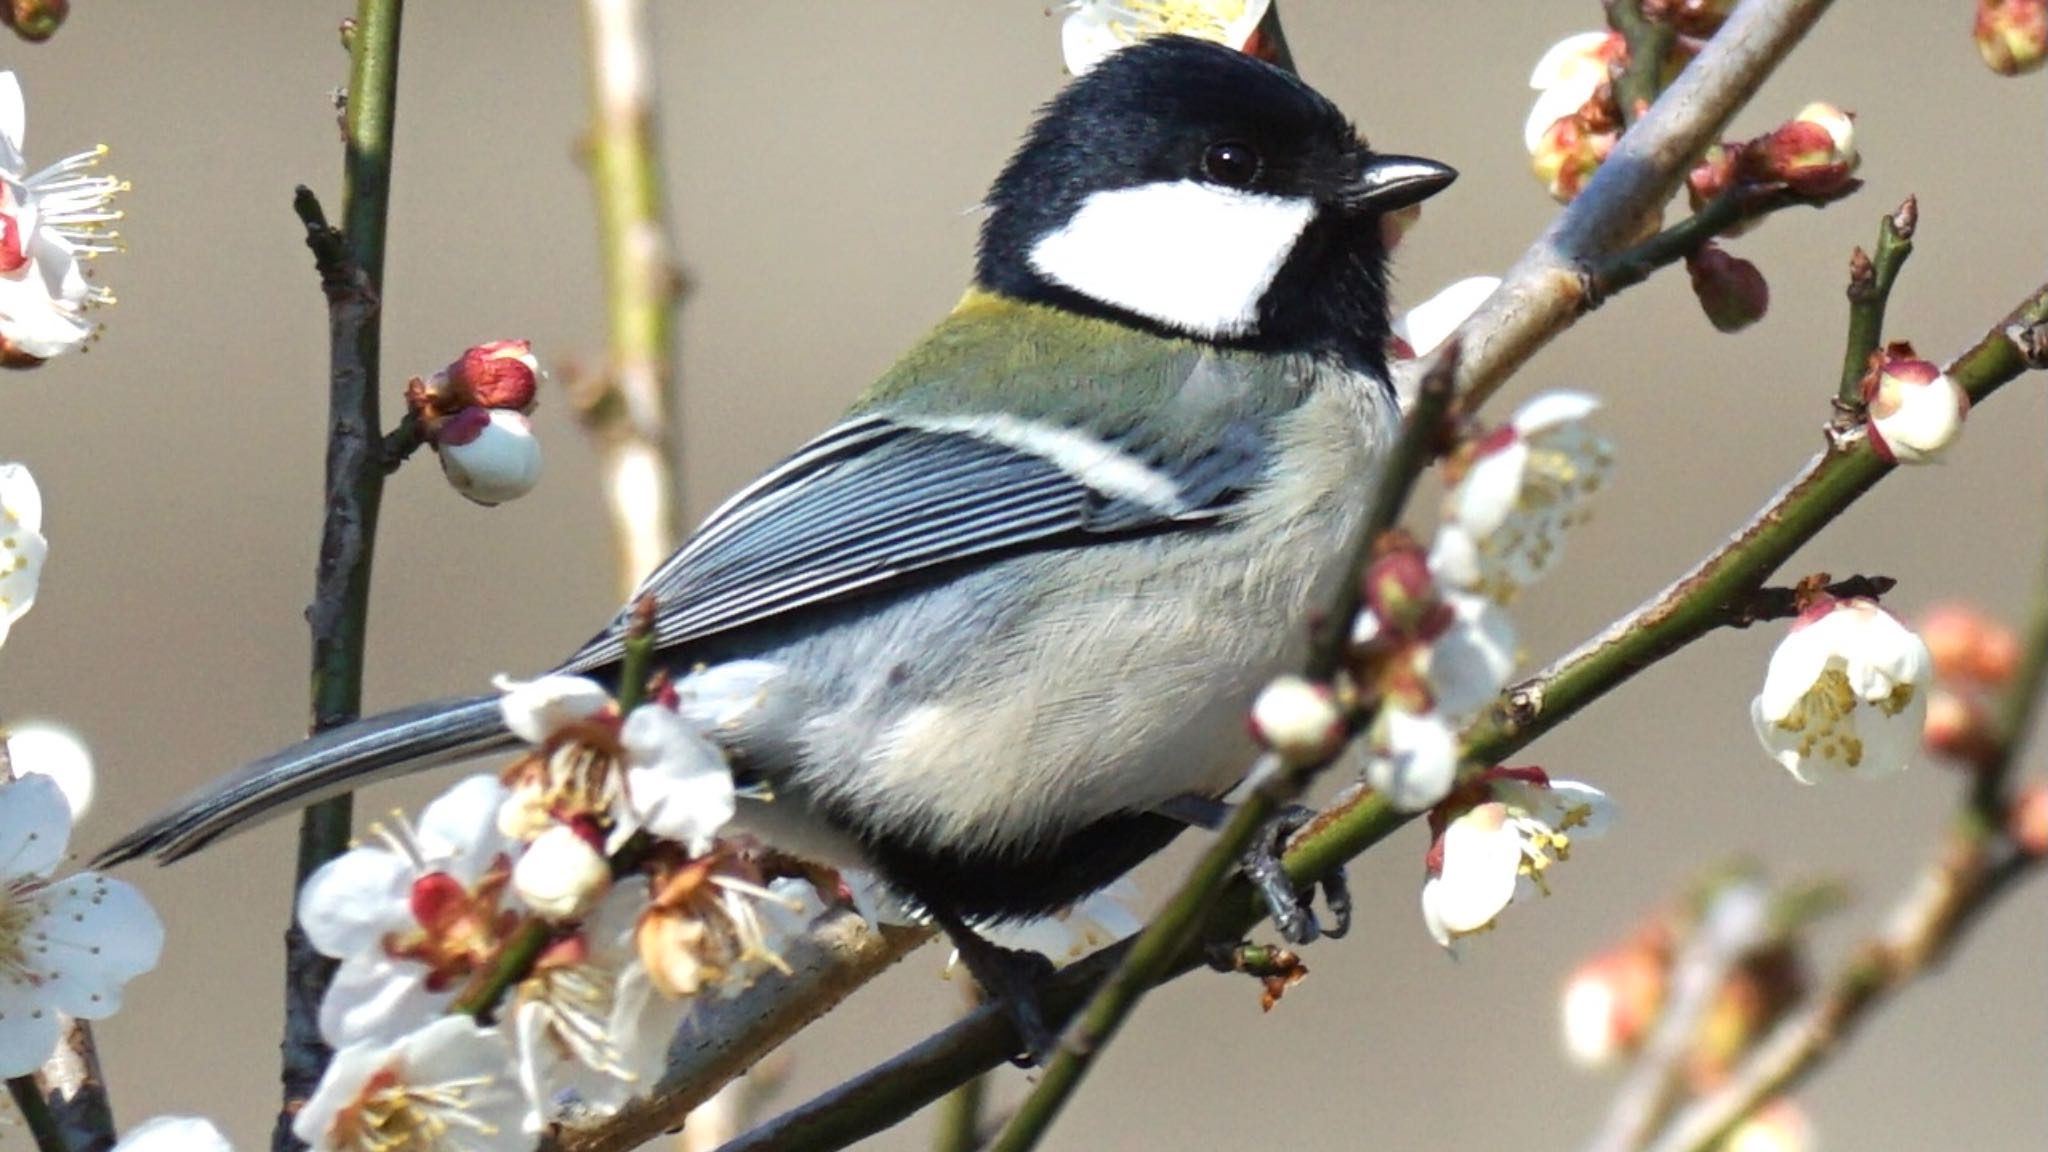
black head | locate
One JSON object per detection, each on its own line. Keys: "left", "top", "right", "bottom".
{"left": 977, "top": 36, "right": 1455, "bottom": 376}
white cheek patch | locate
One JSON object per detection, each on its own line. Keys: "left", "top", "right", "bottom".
{"left": 1027, "top": 180, "right": 1317, "bottom": 339}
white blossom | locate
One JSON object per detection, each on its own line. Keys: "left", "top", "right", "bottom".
{"left": 0, "top": 773, "right": 162, "bottom": 1076}
{"left": 1061, "top": 0, "right": 1272, "bottom": 76}
{"left": 1524, "top": 32, "right": 1617, "bottom": 153}
{"left": 1751, "top": 597, "right": 1931, "bottom": 783}
{"left": 0, "top": 72, "right": 121, "bottom": 362}
{"left": 1439, "top": 391, "right": 1614, "bottom": 601}
{"left": 295, "top": 1016, "right": 536, "bottom": 1152}
{"left": 112, "top": 1116, "right": 234, "bottom": 1152}
{"left": 514, "top": 878, "right": 688, "bottom": 1126}
{"left": 0, "top": 463, "right": 46, "bottom": 650}
{"left": 298, "top": 775, "right": 520, "bottom": 1046}
{"left": 4, "top": 720, "right": 90, "bottom": 820}
{"left": 1391, "top": 275, "right": 1499, "bottom": 363}
{"left": 511, "top": 826, "right": 611, "bottom": 921}
{"left": 1420, "top": 772, "right": 1614, "bottom": 953}
{"left": 1422, "top": 591, "right": 1517, "bottom": 719}
{"left": 1249, "top": 675, "right": 1344, "bottom": 766}
{"left": 1363, "top": 706, "right": 1460, "bottom": 813}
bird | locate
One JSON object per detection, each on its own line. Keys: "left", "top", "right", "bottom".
{"left": 100, "top": 35, "right": 1454, "bottom": 1056}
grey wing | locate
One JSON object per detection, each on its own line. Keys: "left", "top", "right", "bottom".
{"left": 557, "top": 412, "right": 1264, "bottom": 674}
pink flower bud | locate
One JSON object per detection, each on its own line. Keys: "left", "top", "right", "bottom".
{"left": 1363, "top": 542, "right": 1447, "bottom": 640}
{"left": 450, "top": 339, "right": 541, "bottom": 412}
{"left": 2010, "top": 782, "right": 2048, "bottom": 856}
{"left": 1924, "top": 688, "right": 1998, "bottom": 769}
{"left": 1919, "top": 603, "right": 2018, "bottom": 686}
{"left": 1561, "top": 939, "right": 1668, "bottom": 1067}
{"left": 1686, "top": 245, "right": 1770, "bottom": 333}
{"left": 1755, "top": 103, "right": 1858, "bottom": 196}
{"left": 1250, "top": 676, "right": 1346, "bottom": 767}
{"left": 1862, "top": 353, "right": 1966, "bottom": 464}
{"left": 1976, "top": 0, "right": 2048, "bottom": 76}
{"left": 435, "top": 408, "right": 543, "bottom": 506}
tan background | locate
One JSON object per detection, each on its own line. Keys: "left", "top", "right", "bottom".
{"left": 2, "top": 3, "right": 2042, "bottom": 1149}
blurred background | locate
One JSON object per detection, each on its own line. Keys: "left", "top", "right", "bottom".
{"left": 2, "top": 3, "right": 2042, "bottom": 1149}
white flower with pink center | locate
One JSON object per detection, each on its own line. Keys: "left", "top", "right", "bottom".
{"left": 295, "top": 1015, "right": 536, "bottom": 1152}
{"left": 0, "top": 462, "right": 46, "bottom": 650}
{"left": 0, "top": 72, "right": 121, "bottom": 364}
{"left": 1438, "top": 391, "right": 1614, "bottom": 601}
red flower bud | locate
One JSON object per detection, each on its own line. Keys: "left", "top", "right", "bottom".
{"left": 1976, "top": 0, "right": 2048, "bottom": 76}
{"left": 1686, "top": 245, "right": 1769, "bottom": 333}
{"left": 1752, "top": 104, "right": 1858, "bottom": 196}
{"left": 450, "top": 339, "right": 541, "bottom": 412}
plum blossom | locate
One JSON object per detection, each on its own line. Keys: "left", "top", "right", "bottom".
{"left": 1524, "top": 31, "right": 1619, "bottom": 153}
{"left": 1750, "top": 596, "right": 1931, "bottom": 783}
{"left": 1249, "top": 676, "right": 1344, "bottom": 767}
{"left": 0, "top": 462, "right": 46, "bottom": 650}
{"left": 513, "top": 877, "right": 688, "bottom": 1125}
{"left": 494, "top": 674, "right": 737, "bottom": 857}
{"left": 1436, "top": 392, "right": 1615, "bottom": 602}
{"left": 112, "top": 1116, "right": 234, "bottom": 1152}
{"left": 0, "top": 773, "right": 163, "bottom": 1076}
{"left": 1362, "top": 705, "right": 1461, "bottom": 813}
{"left": 1061, "top": 0, "right": 1272, "bottom": 76}
{"left": 295, "top": 1016, "right": 536, "bottom": 1152}
{"left": 1390, "top": 275, "right": 1499, "bottom": 365}
{"left": 1420, "top": 768, "right": 1614, "bottom": 953}
{"left": 298, "top": 775, "right": 524, "bottom": 1046}
{"left": 4, "top": 721, "right": 92, "bottom": 819}
{"left": 0, "top": 71, "right": 121, "bottom": 364}
{"left": 635, "top": 854, "right": 816, "bottom": 1000}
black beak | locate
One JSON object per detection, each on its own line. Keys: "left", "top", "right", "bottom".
{"left": 1345, "top": 154, "right": 1458, "bottom": 214}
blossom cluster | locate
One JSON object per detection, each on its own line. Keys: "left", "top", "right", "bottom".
{"left": 1059, "top": 0, "right": 1275, "bottom": 75}
{"left": 0, "top": 71, "right": 121, "bottom": 366}
{"left": 288, "top": 673, "right": 1135, "bottom": 1151}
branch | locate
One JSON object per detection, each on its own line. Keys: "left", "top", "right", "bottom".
{"left": 705, "top": 283, "right": 2048, "bottom": 1152}
{"left": 1584, "top": 181, "right": 1855, "bottom": 305}
{"left": 35, "top": 1020, "right": 115, "bottom": 1152}
{"left": 277, "top": 3, "right": 405, "bottom": 1150}
{"left": 1453, "top": 0, "right": 1837, "bottom": 415}
{"left": 1605, "top": 0, "right": 1677, "bottom": 126}
{"left": 1585, "top": 881, "right": 1771, "bottom": 1152}
{"left": 1836, "top": 197, "right": 1917, "bottom": 410}
{"left": 573, "top": 0, "right": 684, "bottom": 597}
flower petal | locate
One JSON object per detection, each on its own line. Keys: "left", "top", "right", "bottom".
{"left": 299, "top": 847, "right": 414, "bottom": 955}
{"left": 113, "top": 1116, "right": 235, "bottom": 1152}
{"left": 495, "top": 675, "right": 613, "bottom": 745}
{"left": 37, "top": 872, "right": 164, "bottom": 1018}
{"left": 1512, "top": 389, "right": 1603, "bottom": 435}
{"left": 0, "top": 773, "right": 71, "bottom": 880}
{"left": 1429, "top": 804, "right": 1525, "bottom": 936}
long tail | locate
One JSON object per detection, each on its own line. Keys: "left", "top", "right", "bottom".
{"left": 94, "top": 694, "right": 514, "bottom": 867}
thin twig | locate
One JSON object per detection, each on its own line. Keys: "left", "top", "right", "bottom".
{"left": 1835, "top": 197, "right": 1917, "bottom": 412}
{"left": 35, "top": 1019, "right": 115, "bottom": 1152}
{"left": 1585, "top": 882, "right": 1771, "bottom": 1152}
{"left": 574, "top": 0, "right": 684, "bottom": 596}
{"left": 1453, "top": 0, "right": 1837, "bottom": 415}
{"left": 1606, "top": 0, "right": 1677, "bottom": 126}
{"left": 8, "top": 1075, "right": 69, "bottom": 1152}
{"left": 1585, "top": 182, "right": 1855, "bottom": 306}
{"left": 277, "top": 3, "right": 405, "bottom": 1150}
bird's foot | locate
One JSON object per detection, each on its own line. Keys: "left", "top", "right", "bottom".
{"left": 948, "top": 927, "right": 1061, "bottom": 1066}
{"left": 1242, "top": 804, "right": 1350, "bottom": 946}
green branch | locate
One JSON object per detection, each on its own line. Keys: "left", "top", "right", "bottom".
{"left": 1605, "top": 0, "right": 1676, "bottom": 127}
{"left": 1585, "top": 182, "right": 1855, "bottom": 305}
{"left": 278, "top": 3, "right": 405, "bottom": 1151}
{"left": 1835, "top": 197, "right": 1917, "bottom": 410}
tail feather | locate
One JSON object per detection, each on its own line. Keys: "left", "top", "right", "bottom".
{"left": 95, "top": 694, "right": 514, "bottom": 867}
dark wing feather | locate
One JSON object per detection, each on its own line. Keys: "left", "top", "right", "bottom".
{"left": 557, "top": 413, "right": 1258, "bottom": 674}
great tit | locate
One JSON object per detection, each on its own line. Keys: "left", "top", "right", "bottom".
{"left": 102, "top": 36, "right": 1453, "bottom": 1045}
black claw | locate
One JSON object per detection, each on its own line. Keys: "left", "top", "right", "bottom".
{"left": 1243, "top": 804, "right": 1349, "bottom": 946}
{"left": 927, "top": 906, "right": 1060, "bottom": 1066}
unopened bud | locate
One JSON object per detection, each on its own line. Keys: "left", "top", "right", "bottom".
{"left": 1250, "top": 676, "right": 1346, "bottom": 767}
{"left": 1920, "top": 603, "right": 2019, "bottom": 686}
{"left": 450, "top": 339, "right": 541, "bottom": 412}
{"left": 1686, "top": 143, "right": 1739, "bottom": 208}
{"left": 1976, "top": 0, "right": 2048, "bottom": 76}
{"left": 1560, "top": 940, "right": 1668, "bottom": 1067}
{"left": 1755, "top": 103, "right": 1858, "bottom": 196}
{"left": 2, "top": 0, "right": 68, "bottom": 41}
{"left": 2009, "top": 782, "right": 2048, "bottom": 856}
{"left": 1363, "top": 542, "right": 1445, "bottom": 640}
{"left": 1686, "top": 245, "right": 1770, "bottom": 333}
{"left": 1530, "top": 116, "right": 1616, "bottom": 203}
{"left": 514, "top": 823, "right": 612, "bottom": 920}
{"left": 1862, "top": 352, "right": 1966, "bottom": 464}
{"left": 1923, "top": 688, "right": 1998, "bottom": 768}
{"left": 435, "top": 407, "right": 543, "bottom": 506}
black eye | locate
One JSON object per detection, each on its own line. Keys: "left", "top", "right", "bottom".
{"left": 1201, "top": 140, "right": 1261, "bottom": 187}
